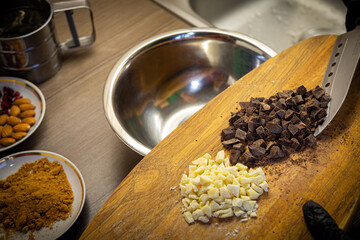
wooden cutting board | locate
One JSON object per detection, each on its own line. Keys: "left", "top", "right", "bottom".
{"left": 80, "top": 35, "right": 360, "bottom": 239}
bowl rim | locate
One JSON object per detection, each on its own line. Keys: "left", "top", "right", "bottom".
{"left": 103, "top": 27, "right": 277, "bottom": 156}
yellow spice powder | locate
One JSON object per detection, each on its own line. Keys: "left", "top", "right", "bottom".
{"left": 0, "top": 158, "right": 74, "bottom": 233}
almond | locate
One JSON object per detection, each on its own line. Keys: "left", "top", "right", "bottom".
{"left": 2, "top": 125, "right": 13, "bottom": 137}
{"left": 0, "top": 114, "right": 7, "bottom": 126}
{"left": 21, "top": 117, "right": 36, "bottom": 126}
{"left": 13, "top": 98, "right": 31, "bottom": 105}
{"left": 0, "top": 137, "right": 15, "bottom": 146}
{"left": 19, "top": 110, "right": 36, "bottom": 118}
{"left": 10, "top": 105, "right": 21, "bottom": 116}
{"left": 19, "top": 103, "right": 36, "bottom": 111}
{"left": 13, "top": 123, "right": 30, "bottom": 132}
{"left": 7, "top": 116, "right": 21, "bottom": 126}
{"left": 12, "top": 132, "right": 27, "bottom": 140}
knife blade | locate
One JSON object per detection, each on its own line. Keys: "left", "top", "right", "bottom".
{"left": 314, "top": 25, "right": 360, "bottom": 136}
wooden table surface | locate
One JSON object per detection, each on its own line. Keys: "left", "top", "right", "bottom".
{"left": 0, "top": 0, "right": 188, "bottom": 239}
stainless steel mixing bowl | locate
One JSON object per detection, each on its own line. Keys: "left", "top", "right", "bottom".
{"left": 103, "top": 28, "right": 276, "bottom": 156}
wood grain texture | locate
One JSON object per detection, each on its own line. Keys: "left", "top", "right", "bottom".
{"left": 80, "top": 35, "right": 360, "bottom": 239}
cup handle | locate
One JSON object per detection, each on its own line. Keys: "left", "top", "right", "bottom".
{"left": 52, "top": 0, "right": 96, "bottom": 52}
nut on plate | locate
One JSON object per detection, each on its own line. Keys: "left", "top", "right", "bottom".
{"left": 0, "top": 114, "right": 7, "bottom": 125}
{"left": 13, "top": 98, "right": 31, "bottom": 105}
{"left": 19, "top": 110, "right": 36, "bottom": 118}
{"left": 0, "top": 137, "right": 15, "bottom": 146}
{"left": 19, "top": 103, "right": 36, "bottom": 111}
{"left": 12, "top": 132, "right": 27, "bottom": 140}
{"left": 10, "top": 105, "right": 20, "bottom": 116}
{"left": 2, "top": 125, "right": 13, "bottom": 138}
{"left": 21, "top": 117, "right": 36, "bottom": 126}
{"left": 7, "top": 116, "right": 21, "bottom": 126}
{"left": 13, "top": 123, "right": 30, "bottom": 132}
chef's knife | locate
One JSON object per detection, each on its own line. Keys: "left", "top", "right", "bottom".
{"left": 314, "top": 25, "right": 360, "bottom": 136}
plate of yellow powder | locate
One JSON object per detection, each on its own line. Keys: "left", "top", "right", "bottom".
{"left": 0, "top": 150, "right": 86, "bottom": 240}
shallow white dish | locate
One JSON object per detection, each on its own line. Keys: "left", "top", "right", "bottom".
{"left": 0, "top": 150, "right": 86, "bottom": 240}
{"left": 0, "top": 77, "right": 46, "bottom": 152}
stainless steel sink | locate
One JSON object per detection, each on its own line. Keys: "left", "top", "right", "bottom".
{"left": 154, "top": 0, "right": 347, "bottom": 53}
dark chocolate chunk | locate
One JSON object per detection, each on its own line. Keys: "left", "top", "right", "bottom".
{"left": 260, "top": 118, "right": 266, "bottom": 126}
{"left": 310, "top": 108, "right": 327, "bottom": 120}
{"left": 246, "top": 107, "right": 256, "bottom": 116}
{"left": 284, "top": 109, "right": 294, "bottom": 120}
{"left": 293, "top": 95, "right": 304, "bottom": 104}
{"left": 240, "top": 151, "right": 257, "bottom": 164}
{"left": 248, "top": 121, "right": 259, "bottom": 132}
{"left": 305, "top": 98, "right": 320, "bottom": 111}
{"left": 290, "top": 114, "right": 301, "bottom": 124}
{"left": 282, "top": 120, "right": 291, "bottom": 129}
{"left": 257, "top": 97, "right": 265, "bottom": 102}
{"left": 249, "top": 146, "right": 266, "bottom": 158}
{"left": 288, "top": 124, "right": 299, "bottom": 136}
{"left": 234, "top": 117, "right": 247, "bottom": 131}
{"left": 291, "top": 138, "right": 301, "bottom": 150}
{"left": 296, "top": 85, "right": 307, "bottom": 95}
{"left": 319, "top": 101, "right": 329, "bottom": 108}
{"left": 277, "top": 138, "right": 292, "bottom": 146}
{"left": 277, "top": 91, "right": 290, "bottom": 99}
{"left": 268, "top": 146, "right": 285, "bottom": 159}
{"left": 268, "top": 110, "right": 277, "bottom": 120}
{"left": 296, "top": 122, "right": 309, "bottom": 135}
{"left": 221, "top": 126, "right": 235, "bottom": 141}
{"left": 249, "top": 115, "right": 261, "bottom": 124}
{"left": 246, "top": 132, "right": 258, "bottom": 142}
{"left": 260, "top": 102, "right": 271, "bottom": 112}
{"left": 256, "top": 125, "right": 266, "bottom": 139}
{"left": 233, "top": 143, "right": 246, "bottom": 153}
{"left": 265, "top": 141, "right": 277, "bottom": 153}
{"left": 281, "top": 145, "right": 291, "bottom": 157}
{"left": 285, "top": 97, "right": 297, "bottom": 108}
{"left": 276, "top": 98, "right": 286, "bottom": 109}
{"left": 298, "top": 110, "right": 308, "bottom": 121}
{"left": 229, "top": 113, "right": 241, "bottom": 125}
{"left": 235, "top": 128, "right": 247, "bottom": 142}
{"left": 230, "top": 149, "right": 241, "bottom": 165}
{"left": 302, "top": 118, "right": 313, "bottom": 128}
{"left": 250, "top": 97, "right": 261, "bottom": 108}
{"left": 305, "top": 134, "right": 316, "bottom": 146}
{"left": 272, "top": 118, "right": 281, "bottom": 125}
{"left": 281, "top": 129, "right": 291, "bottom": 140}
{"left": 312, "top": 86, "right": 325, "bottom": 100}
{"left": 316, "top": 118, "right": 325, "bottom": 126}
{"left": 322, "top": 93, "right": 331, "bottom": 103}
{"left": 252, "top": 139, "right": 267, "bottom": 148}
{"left": 222, "top": 138, "right": 240, "bottom": 147}
{"left": 276, "top": 109, "right": 286, "bottom": 119}
{"left": 284, "top": 89, "right": 295, "bottom": 97}
{"left": 298, "top": 104, "right": 307, "bottom": 111}
{"left": 266, "top": 121, "right": 283, "bottom": 134}
{"left": 269, "top": 95, "right": 278, "bottom": 102}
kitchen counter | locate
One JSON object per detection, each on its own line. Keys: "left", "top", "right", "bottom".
{"left": 0, "top": 0, "right": 188, "bottom": 239}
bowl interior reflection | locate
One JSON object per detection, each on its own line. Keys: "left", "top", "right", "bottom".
{"left": 109, "top": 29, "right": 275, "bottom": 155}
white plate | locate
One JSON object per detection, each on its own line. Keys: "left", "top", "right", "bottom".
{"left": 0, "top": 77, "right": 46, "bottom": 152}
{"left": 0, "top": 150, "right": 86, "bottom": 240}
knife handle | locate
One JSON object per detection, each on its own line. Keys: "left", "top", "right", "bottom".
{"left": 343, "top": 0, "right": 360, "bottom": 31}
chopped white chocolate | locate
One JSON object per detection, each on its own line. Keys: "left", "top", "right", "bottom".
{"left": 183, "top": 211, "right": 194, "bottom": 224}
{"left": 179, "top": 150, "right": 268, "bottom": 224}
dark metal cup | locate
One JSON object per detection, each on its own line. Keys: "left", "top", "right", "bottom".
{"left": 0, "top": 0, "right": 95, "bottom": 84}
